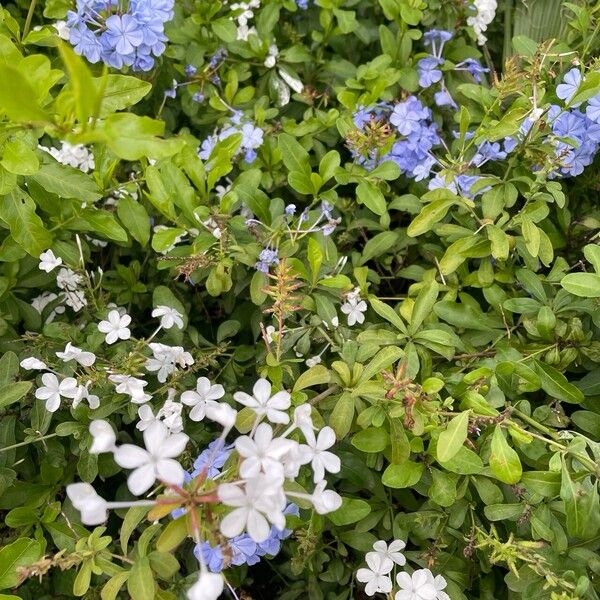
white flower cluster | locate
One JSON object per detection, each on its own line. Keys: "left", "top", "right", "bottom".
{"left": 39, "top": 141, "right": 95, "bottom": 173}
{"left": 467, "top": 0, "right": 497, "bottom": 45}
{"left": 37, "top": 249, "right": 88, "bottom": 314}
{"left": 231, "top": 0, "right": 260, "bottom": 41}
{"left": 356, "top": 539, "right": 450, "bottom": 600}
{"left": 341, "top": 287, "right": 367, "bottom": 326}
{"left": 65, "top": 377, "right": 341, "bottom": 600}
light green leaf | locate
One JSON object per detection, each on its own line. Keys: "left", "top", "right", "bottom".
{"left": 437, "top": 411, "right": 469, "bottom": 463}
{"left": 489, "top": 426, "right": 522, "bottom": 484}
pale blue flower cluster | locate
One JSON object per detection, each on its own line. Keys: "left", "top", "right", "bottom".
{"left": 196, "top": 504, "right": 299, "bottom": 572}
{"left": 66, "top": 0, "right": 174, "bottom": 71}
{"left": 198, "top": 115, "right": 264, "bottom": 165}
{"left": 500, "top": 69, "right": 600, "bottom": 178}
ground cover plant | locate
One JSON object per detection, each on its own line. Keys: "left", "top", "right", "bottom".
{"left": 2, "top": 0, "right": 600, "bottom": 598}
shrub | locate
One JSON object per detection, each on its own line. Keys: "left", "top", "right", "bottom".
{"left": 1, "top": 1, "right": 600, "bottom": 599}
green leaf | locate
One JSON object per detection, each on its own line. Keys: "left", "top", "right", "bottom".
{"left": 0, "top": 65, "right": 50, "bottom": 123}
{"left": 319, "top": 150, "right": 340, "bottom": 182}
{"left": 80, "top": 210, "right": 128, "bottom": 243}
{"left": 534, "top": 360, "right": 584, "bottom": 404}
{"left": 356, "top": 181, "right": 386, "bottom": 216}
{"left": 328, "top": 497, "right": 371, "bottom": 525}
{"left": 98, "top": 74, "right": 152, "bottom": 117}
{"left": 0, "top": 538, "right": 41, "bottom": 589}
{"left": 358, "top": 346, "right": 403, "bottom": 384}
{"left": 369, "top": 297, "right": 407, "bottom": 333}
{"left": 360, "top": 231, "right": 399, "bottom": 264}
{"left": 561, "top": 273, "right": 600, "bottom": 297}
{"left": 59, "top": 43, "right": 98, "bottom": 126}
{"left": 278, "top": 133, "right": 310, "bottom": 176}
{"left": 73, "top": 560, "right": 92, "bottom": 596}
{"left": 293, "top": 365, "right": 331, "bottom": 391}
{"left": 102, "top": 114, "right": 184, "bottom": 160}
{"left": 407, "top": 198, "right": 455, "bottom": 237}
{"left": 0, "top": 381, "right": 32, "bottom": 410}
{"left": 0, "top": 352, "right": 19, "bottom": 388}
{"left": 30, "top": 160, "right": 102, "bottom": 202}
{"left": 121, "top": 506, "right": 150, "bottom": 554}
{"left": 438, "top": 445, "right": 483, "bottom": 474}
{"left": 437, "top": 411, "right": 469, "bottom": 463}
{"left": 352, "top": 427, "right": 389, "bottom": 453}
{"left": 489, "top": 426, "right": 522, "bottom": 484}
{"left": 409, "top": 281, "right": 438, "bottom": 334}
{"left": 101, "top": 572, "right": 130, "bottom": 600}
{"left": 329, "top": 393, "right": 354, "bottom": 438}
{"left": 382, "top": 461, "right": 423, "bottom": 488}
{"left": 117, "top": 197, "right": 151, "bottom": 246}
{"left": 1, "top": 139, "right": 39, "bottom": 175}
{"left": 0, "top": 187, "right": 53, "bottom": 256}
{"left": 127, "top": 558, "right": 155, "bottom": 600}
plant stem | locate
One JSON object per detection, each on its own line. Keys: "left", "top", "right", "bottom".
{"left": 23, "top": 0, "right": 38, "bottom": 39}
{"left": 0, "top": 432, "right": 58, "bottom": 453}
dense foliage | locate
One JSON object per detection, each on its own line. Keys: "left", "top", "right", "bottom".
{"left": 2, "top": 0, "right": 600, "bottom": 599}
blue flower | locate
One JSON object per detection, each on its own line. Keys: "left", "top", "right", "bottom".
{"left": 198, "top": 135, "right": 218, "bottom": 161}
{"left": 192, "top": 92, "right": 205, "bottom": 103}
{"left": 190, "top": 439, "right": 233, "bottom": 480}
{"left": 104, "top": 14, "right": 144, "bottom": 55}
{"left": 164, "top": 79, "right": 178, "bottom": 99}
{"left": 185, "top": 64, "right": 197, "bottom": 77}
{"left": 586, "top": 94, "right": 600, "bottom": 123}
{"left": 471, "top": 141, "right": 507, "bottom": 166}
{"left": 195, "top": 542, "right": 225, "bottom": 573}
{"left": 434, "top": 89, "right": 457, "bottom": 109}
{"left": 296, "top": 0, "right": 309, "bottom": 8}
{"left": 240, "top": 123, "right": 264, "bottom": 149}
{"left": 390, "top": 96, "right": 431, "bottom": 136}
{"left": 454, "top": 58, "right": 489, "bottom": 83}
{"left": 417, "top": 57, "right": 444, "bottom": 88}
{"left": 255, "top": 248, "right": 279, "bottom": 272}
{"left": 423, "top": 29, "right": 452, "bottom": 57}
{"left": 556, "top": 68, "right": 582, "bottom": 104}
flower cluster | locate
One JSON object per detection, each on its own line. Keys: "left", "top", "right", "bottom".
{"left": 356, "top": 539, "right": 449, "bottom": 600}
{"left": 467, "top": 0, "right": 498, "bottom": 45}
{"left": 63, "top": 376, "right": 342, "bottom": 599}
{"left": 198, "top": 114, "right": 264, "bottom": 164}
{"left": 25, "top": 296, "right": 344, "bottom": 599}
{"left": 66, "top": 0, "right": 174, "bottom": 71}
{"left": 39, "top": 141, "right": 95, "bottom": 172}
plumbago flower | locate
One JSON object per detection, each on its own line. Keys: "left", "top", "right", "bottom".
{"left": 64, "top": 372, "right": 343, "bottom": 599}
{"left": 356, "top": 539, "right": 449, "bottom": 599}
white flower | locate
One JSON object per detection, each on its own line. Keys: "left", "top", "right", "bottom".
{"left": 218, "top": 474, "right": 286, "bottom": 542}
{"left": 98, "top": 310, "right": 131, "bottom": 344}
{"left": 341, "top": 295, "right": 367, "bottom": 326}
{"left": 66, "top": 483, "right": 107, "bottom": 525}
{"left": 35, "top": 373, "right": 78, "bottom": 412}
{"left": 53, "top": 20, "right": 70, "bottom": 40}
{"left": 89, "top": 420, "right": 117, "bottom": 453}
{"left": 264, "top": 44, "right": 278, "bottom": 68}
{"left": 395, "top": 569, "right": 438, "bottom": 600}
{"left": 109, "top": 374, "right": 151, "bottom": 404}
{"left": 235, "top": 423, "right": 295, "bottom": 478}
{"left": 293, "top": 404, "right": 314, "bottom": 437}
{"left": 205, "top": 402, "right": 238, "bottom": 429}
{"left": 72, "top": 382, "right": 100, "bottom": 410}
{"left": 112, "top": 420, "right": 189, "bottom": 495}
{"left": 41, "top": 141, "right": 94, "bottom": 173}
{"left": 265, "top": 325, "right": 276, "bottom": 343}
{"left": 467, "top": 0, "right": 497, "bottom": 45}
{"left": 233, "top": 378, "right": 291, "bottom": 424}
{"left": 136, "top": 404, "right": 157, "bottom": 431}
{"left": 152, "top": 305, "right": 184, "bottom": 330}
{"left": 20, "top": 357, "right": 47, "bottom": 370}
{"left": 56, "top": 267, "right": 82, "bottom": 290}
{"left": 356, "top": 552, "right": 394, "bottom": 597}
{"left": 372, "top": 539, "right": 406, "bottom": 566}
{"left": 38, "top": 249, "right": 62, "bottom": 273}
{"left": 56, "top": 342, "right": 96, "bottom": 367}
{"left": 305, "top": 355, "right": 322, "bottom": 368}
{"left": 187, "top": 572, "right": 224, "bottom": 600}
{"left": 425, "top": 571, "right": 450, "bottom": 600}
{"left": 181, "top": 377, "right": 225, "bottom": 421}
{"left": 145, "top": 343, "right": 193, "bottom": 383}
{"left": 299, "top": 426, "right": 340, "bottom": 483}
{"left": 310, "top": 480, "right": 342, "bottom": 514}
{"left": 61, "top": 289, "right": 87, "bottom": 312}
{"left": 156, "top": 397, "right": 184, "bottom": 433}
